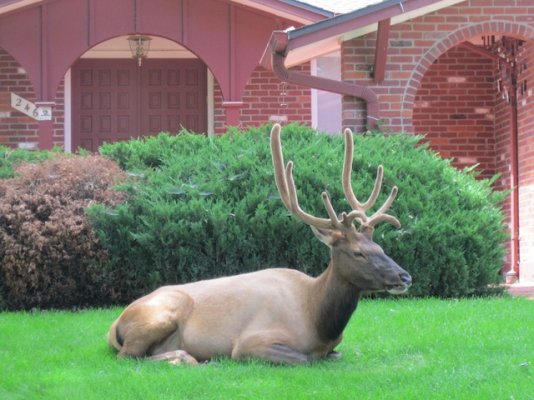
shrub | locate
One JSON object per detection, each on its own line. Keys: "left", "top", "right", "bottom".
{"left": 0, "top": 146, "right": 54, "bottom": 179}
{"left": 94, "top": 124, "right": 507, "bottom": 301}
{"left": 0, "top": 155, "right": 126, "bottom": 310}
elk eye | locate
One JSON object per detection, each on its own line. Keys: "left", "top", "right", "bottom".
{"left": 353, "top": 251, "right": 364, "bottom": 258}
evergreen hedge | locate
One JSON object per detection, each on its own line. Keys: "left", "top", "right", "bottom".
{"left": 91, "top": 124, "right": 507, "bottom": 302}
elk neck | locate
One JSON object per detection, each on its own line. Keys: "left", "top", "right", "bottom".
{"left": 310, "top": 261, "right": 361, "bottom": 343}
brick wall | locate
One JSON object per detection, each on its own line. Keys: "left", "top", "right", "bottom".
{"left": 0, "top": 48, "right": 39, "bottom": 148}
{"left": 517, "top": 40, "right": 534, "bottom": 281}
{"left": 342, "top": 35, "right": 372, "bottom": 132}
{"left": 0, "top": 48, "right": 65, "bottom": 149}
{"left": 494, "top": 76, "right": 514, "bottom": 273}
{"left": 214, "top": 64, "right": 312, "bottom": 134}
{"left": 342, "top": 0, "right": 534, "bottom": 134}
{"left": 341, "top": 0, "right": 534, "bottom": 281}
{"left": 494, "top": 98, "right": 512, "bottom": 194}
{"left": 517, "top": 40, "right": 534, "bottom": 187}
{"left": 413, "top": 45, "right": 496, "bottom": 179}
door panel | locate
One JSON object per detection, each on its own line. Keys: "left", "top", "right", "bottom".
{"left": 72, "top": 58, "right": 207, "bottom": 152}
{"left": 72, "top": 60, "right": 138, "bottom": 152}
{"left": 140, "top": 59, "right": 207, "bottom": 135}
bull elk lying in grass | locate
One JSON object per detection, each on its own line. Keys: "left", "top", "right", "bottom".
{"left": 108, "top": 124, "right": 412, "bottom": 365}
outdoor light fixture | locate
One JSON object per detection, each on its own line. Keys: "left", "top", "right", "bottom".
{"left": 128, "top": 35, "right": 152, "bottom": 67}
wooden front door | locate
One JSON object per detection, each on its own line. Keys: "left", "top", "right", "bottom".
{"left": 72, "top": 59, "right": 207, "bottom": 152}
{"left": 141, "top": 59, "right": 207, "bottom": 135}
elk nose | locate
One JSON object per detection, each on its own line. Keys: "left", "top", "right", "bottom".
{"left": 399, "top": 272, "right": 412, "bottom": 286}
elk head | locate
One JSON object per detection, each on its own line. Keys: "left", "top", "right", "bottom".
{"left": 270, "top": 124, "right": 411, "bottom": 295}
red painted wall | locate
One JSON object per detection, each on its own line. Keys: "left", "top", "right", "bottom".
{"left": 0, "top": 0, "right": 307, "bottom": 148}
{"left": 0, "top": 0, "right": 292, "bottom": 103}
{"left": 0, "top": 51, "right": 311, "bottom": 146}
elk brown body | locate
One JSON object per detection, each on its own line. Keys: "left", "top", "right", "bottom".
{"left": 107, "top": 124, "right": 411, "bottom": 365}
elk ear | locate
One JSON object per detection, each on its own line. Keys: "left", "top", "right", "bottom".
{"left": 360, "top": 225, "right": 374, "bottom": 240}
{"left": 311, "top": 226, "right": 344, "bottom": 247}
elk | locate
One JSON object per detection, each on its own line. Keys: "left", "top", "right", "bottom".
{"left": 107, "top": 124, "right": 411, "bottom": 365}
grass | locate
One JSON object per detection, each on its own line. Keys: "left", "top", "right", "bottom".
{"left": 1, "top": 297, "right": 533, "bottom": 400}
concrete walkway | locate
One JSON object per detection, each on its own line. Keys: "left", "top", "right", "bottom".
{"left": 507, "top": 284, "right": 534, "bottom": 299}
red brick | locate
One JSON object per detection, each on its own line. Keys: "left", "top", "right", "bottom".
{"left": 214, "top": 63, "right": 311, "bottom": 134}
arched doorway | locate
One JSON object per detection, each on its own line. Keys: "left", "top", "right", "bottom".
{"left": 408, "top": 23, "right": 534, "bottom": 283}
{"left": 69, "top": 35, "right": 209, "bottom": 152}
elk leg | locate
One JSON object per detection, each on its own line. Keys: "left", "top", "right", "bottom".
{"left": 113, "top": 289, "right": 194, "bottom": 359}
{"left": 116, "top": 318, "right": 178, "bottom": 358}
{"left": 148, "top": 350, "right": 199, "bottom": 365}
{"left": 232, "top": 331, "right": 309, "bottom": 365}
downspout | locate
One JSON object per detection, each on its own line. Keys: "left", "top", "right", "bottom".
{"left": 266, "top": 31, "right": 379, "bottom": 130}
{"left": 508, "top": 96, "right": 520, "bottom": 283}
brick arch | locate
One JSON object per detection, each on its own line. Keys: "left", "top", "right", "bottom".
{"left": 401, "top": 20, "right": 534, "bottom": 132}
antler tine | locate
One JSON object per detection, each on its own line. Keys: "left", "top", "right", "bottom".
{"left": 342, "top": 128, "right": 384, "bottom": 212}
{"left": 342, "top": 127, "right": 401, "bottom": 231}
{"left": 367, "top": 165, "right": 384, "bottom": 210}
{"left": 365, "top": 186, "right": 402, "bottom": 229}
{"left": 320, "top": 192, "right": 350, "bottom": 230}
{"left": 270, "top": 124, "right": 336, "bottom": 230}
{"left": 270, "top": 123, "right": 292, "bottom": 211}
{"left": 284, "top": 162, "right": 335, "bottom": 229}
{"left": 342, "top": 128, "right": 360, "bottom": 211}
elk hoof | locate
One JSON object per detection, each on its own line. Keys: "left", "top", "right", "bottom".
{"left": 168, "top": 351, "right": 199, "bottom": 366}
{"left": 149, "top": 350, "right": 199, "bottom": 365}
{"left": 327, "top": 351, "right": 342, "bottom": 360}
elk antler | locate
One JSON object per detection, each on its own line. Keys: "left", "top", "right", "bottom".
{"left": 341, "top": 128, "right": 401, "bottom": 231}
{"left": 270, "top": 124, "right": 400, "bottom": 234}
{"left": 270, "top": 124, "right": 365, "bottom": 231}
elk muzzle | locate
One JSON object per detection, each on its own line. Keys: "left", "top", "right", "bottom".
{"left": 385, "top": 267, "right": 412, "bottom": 295}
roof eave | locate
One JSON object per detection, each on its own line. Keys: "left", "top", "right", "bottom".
{"left": 0, "top": 0, "right": 334, "bottom": 23}
{"left": 261, "top": 0, "right": 467, "bottom": 66}
{"left": 229, "top": 0, "right": 333, "bottom": 24}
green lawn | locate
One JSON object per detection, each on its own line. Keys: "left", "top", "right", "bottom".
{"left": 1, "top": 297, "right": 533, "bottom": 400}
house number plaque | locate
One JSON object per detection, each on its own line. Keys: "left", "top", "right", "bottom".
{"left": 10, "top": 93, "right": 52, "bottom": 121}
